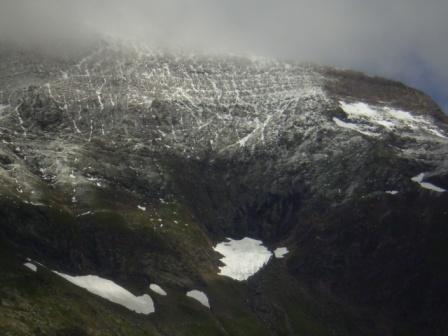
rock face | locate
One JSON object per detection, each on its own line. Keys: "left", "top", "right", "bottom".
{"left": 0, "top": 39, "right": 447, "bottom": 336}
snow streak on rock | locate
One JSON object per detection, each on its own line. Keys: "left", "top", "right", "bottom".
{"left": 149, "top": 284, "right": 167, "bottom": 296}
{"left": 333, "top": 117, "right": 379, "bottom": 137}
{"left": 23, "top": 262, "right": 37, "bottom": 272}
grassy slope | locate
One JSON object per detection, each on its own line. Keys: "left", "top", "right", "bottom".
{"left": 0, "top": 172, "right": 391, "bottom": 336}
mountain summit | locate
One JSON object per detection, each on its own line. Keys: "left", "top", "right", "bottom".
{"left": 1, "top": 40, "right": 447, "bottom": 336}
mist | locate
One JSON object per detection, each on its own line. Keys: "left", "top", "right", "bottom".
{"left": 1, "top": 0, "right": 447, "bottom": 111}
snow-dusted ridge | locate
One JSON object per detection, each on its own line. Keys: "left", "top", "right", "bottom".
{"left": 0, "top": 40, "right": 330, "bottom": 158}
{"left": 3, "top": 40, "right": 446, "bottom": 206}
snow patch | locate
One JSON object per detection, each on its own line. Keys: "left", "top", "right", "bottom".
{"left": 385, "top": 190, "right": 399, "bottom": 195}
{"left": 411, "top": 173, "right": 425, "bottom": 183}
{"left": 24, "top": 262, "right": 37, "bottom": 272}
{"left": 333, "top": 117, "right": 378, "bottom": 137}
{"left": 429, "top": 129, "right": 448, "bottom": 139}
{"left": 137, "top": 205, "right": 146, "bottom": 211}
{"left": 149, "top": 284, "right": 167, "bottom": 296}
{"left": 186, "top": 290, "right": 210, "bottom": 308}
{"left": 411, "top": 173, "right": 446, "bottom": 193}
{"left": 340, "top": 102, "right": 378, "bottom": 119}
{"left": 339, "top": 101, "right": 447, "bottom": 139}
{"left": 274, "top": 247, "right": 289, "bottom": 259}
{"left": 53, "top": 272, "right": 155, "bottom": 314}
{"left": 214, "top": 237, "right": 272, "bottom": 281}
{"left": 78, "top": 211, "right": 93, "bottom": 217}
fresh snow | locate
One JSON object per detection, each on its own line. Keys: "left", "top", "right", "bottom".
{"left": 340, "top": 101, "right": 417, "bottom": 127}
{"left": 339, "top": 101, "right": 447, "bottom": 139}
{"left": 418, "top": 182, "right": 445, "bottom": 193}
{"left": 274, "top": 247, "right": 289, "bottom": 259}
{"left": 24, "top": 262, "right": 37, "bottom": 272}
{"left": 385, "top": 190, "right": 399, "bottom": 195}
{"left": 78, "top": 211, "right": 93, "bottom": 217}
{"left": 429, "top": 129, "right": 448, "bottom": 139}
{"left": 411, "top": 173, "right": 446, "bottom": 193}
{"left": 149, "top": 283, "right": 167, "bottom": 296}
{"left": 53, "top": 272, "right": 155, "bottom": 314}
{"left": 411, "top": 173, "right": 425, "bottom": 183}
{"left": 214, "top": 237, "right": 272, "bottom": 281}
{"left": 385, "top": 190, "right": 398, "bottom": 195}
{"left": 340, "top": 101, "right": 378, "bottom": 119}
{"left": 186, "top": 290, "right": 210, "bottom": 308}
{"left": 333, "top": 117, "right": 378, "bottom": 137}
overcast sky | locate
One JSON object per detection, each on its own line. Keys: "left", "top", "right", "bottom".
{"left": 1, "top": 0, "right": 447, "bottom": 112}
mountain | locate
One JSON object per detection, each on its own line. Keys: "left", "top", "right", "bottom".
{"left": 0, "top": 39, "right": 447, "bottom": 336}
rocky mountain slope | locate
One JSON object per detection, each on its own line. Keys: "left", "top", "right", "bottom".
{"left": 0, "top": 39, "right": 447, "bottom": 336}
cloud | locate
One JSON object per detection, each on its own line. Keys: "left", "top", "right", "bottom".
{"left": 0, "top": 0, "right": 447, "bottom": 111}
